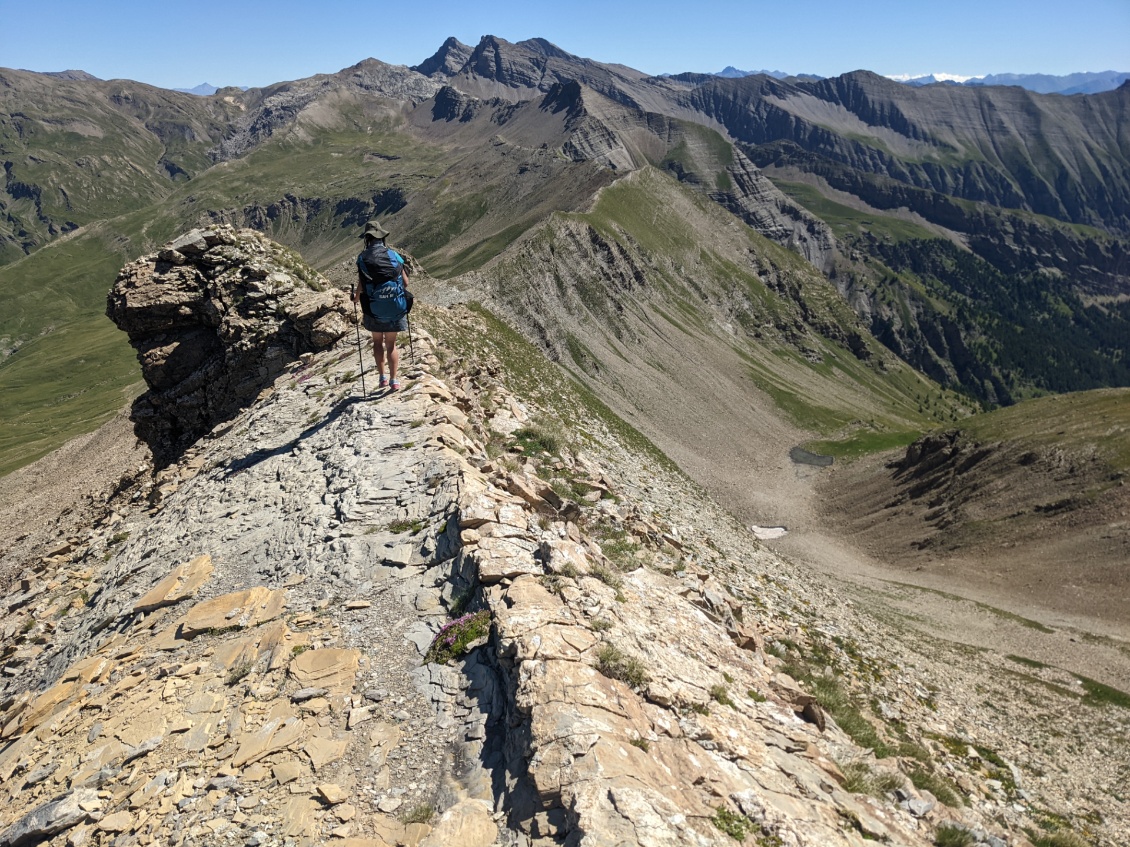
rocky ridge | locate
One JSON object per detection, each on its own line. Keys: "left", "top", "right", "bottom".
{"left": 106, "top": 225, "right": 354, "bottom": 464}
{"left": 1, "top": 264, "right": 1127, "bottom": 845}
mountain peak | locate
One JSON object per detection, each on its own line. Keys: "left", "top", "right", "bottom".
{"left": 514, "top": 37, "right": 576, "bottom": 61}
{"left": 412, "top": 36, "right": 473, "bottom": 77}
{"left": 175, "top": 82, "right": 219, "bottom": 96}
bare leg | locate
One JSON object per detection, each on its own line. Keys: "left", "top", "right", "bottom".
{"left": 381, "top": 332, "right": 400, "bottom": 382}
{"left": 369, "top": 332, "right": 385, "bottom": 377}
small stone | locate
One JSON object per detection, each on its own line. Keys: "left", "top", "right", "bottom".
{"left": 243, "top": 763, "right": 271, "bottom": 782}
{"left": 334, "top": 803, "right": 357, "bottom": 822}
{"left": 273, "top": 761, "right": 303, "bottom": 785}
{"left": 344, "top": 600, "right": 371, "bottom": 610}
{"left": 363, "top": 689, "right": 387, "bottom": 703}
{"left": 317, "top": 783, "right": 348, "bottom": 805}
{"left": 377, "top": 796, "right": 403, "bottom": 813}
{"left": 907, "top": 797, "right": 935, "bottom": 817}
{"left": 299, "top": 697, "right": 330, "bottom": 716}
{"left": 291, "top": 688, "right": 328, "bottom": 703}
{"left": 348, "top": 706, "right": 373, "bottom": 729}
{"left": 24, "top": 763, "right": 59, "bottom": 786}
{"left": 97, "top": 811, "right": 133, "bottom": 832}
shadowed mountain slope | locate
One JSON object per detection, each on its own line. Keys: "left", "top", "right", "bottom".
{"left": 683, "top": 70, "right": 1130, "bottom": 235}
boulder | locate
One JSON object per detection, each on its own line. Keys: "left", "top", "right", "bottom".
{"left": 0, "top": 789, "right": 96, "bottom": 846}
{"left": 106, "top": 225, "right": 351, "bottom": 463}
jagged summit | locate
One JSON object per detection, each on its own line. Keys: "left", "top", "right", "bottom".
{"left": 411, "top": 33, "right": 650, "bottom": 101}
{"left": 412, "top": 36, "right": 474, "bottom": 77}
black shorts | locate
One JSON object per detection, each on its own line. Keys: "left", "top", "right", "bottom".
{"left": 362, "top": 314, "right": 408, "bottom": 333}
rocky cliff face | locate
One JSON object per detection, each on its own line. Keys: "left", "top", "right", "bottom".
{"left": 686, "top": 71, "right": 1130, "bottom": 236}
{"left": 712, "top": 147, "right": 837, "bottom": 271}
{"left": 106, "top": 225, "right": 352, "bottom": 464}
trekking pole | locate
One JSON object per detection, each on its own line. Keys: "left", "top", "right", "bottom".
{"left": 351, "top": 286, "right": 367, "bottom": 397}
{"left": 407, "top": 314, "right": 415, "bottom": 364}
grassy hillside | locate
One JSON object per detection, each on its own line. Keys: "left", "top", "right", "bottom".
{"left": 820, "top": 386, "right": 1130, "bottom": 626}
{"left": 0, "top": 226, "right": 144, "bottom": 474}
{"left": 958, "top": 388, "right": 1130, "bottom": 473}
{"left": 0, "top": 68, "right": 241, "bottom": 260}
{"left": 478, "top": 166, "right": 965, "bottom": 496}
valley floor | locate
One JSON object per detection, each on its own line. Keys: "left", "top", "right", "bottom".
{"left": 599, "top": 370, "right": 1130, "bottom": 692}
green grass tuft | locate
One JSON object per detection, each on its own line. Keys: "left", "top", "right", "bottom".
{"left": 595, "top": 643, "right": 649, "bottom": 687}
{"left": 1075, "top": 674, "right": 1130, "bottom": 710}
{"left": 425, "top": 610, "right": 491, "bottom": 665}
{"left": 933, "top": 823, "right": 976, "bottom": 847}
{"left": 711, "top": 806, "right": 754, "bottom": 841}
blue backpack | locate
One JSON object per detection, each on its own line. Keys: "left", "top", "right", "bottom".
{"left": 357, "top": 243, "right": 409, "bottom": 323}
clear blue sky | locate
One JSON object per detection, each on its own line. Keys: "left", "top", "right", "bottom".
{"left": 4, "top": 0, "right": 1128, "bottom": 89}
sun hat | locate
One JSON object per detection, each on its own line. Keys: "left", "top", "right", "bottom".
{"left": 359, "top": 220, "right": 390, "bottom": 239}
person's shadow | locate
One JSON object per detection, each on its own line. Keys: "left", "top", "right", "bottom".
{"left": 220, "top": 392, "right": 372, "bottom": 478}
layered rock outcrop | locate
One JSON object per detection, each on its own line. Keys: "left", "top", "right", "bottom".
{"left": 106, "top": 225, "right": 352, "bottom": 464}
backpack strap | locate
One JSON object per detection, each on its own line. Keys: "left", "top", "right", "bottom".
{"left": 356, "top": 253, "right": 372, "bottom": 282}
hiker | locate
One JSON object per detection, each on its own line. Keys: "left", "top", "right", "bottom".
{"left": 352, "top": 220, "right": 410, "bottom": 391}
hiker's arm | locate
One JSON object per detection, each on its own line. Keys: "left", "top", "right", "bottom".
{"left": 400, "top": 266, "right": 410, "bottom": 285}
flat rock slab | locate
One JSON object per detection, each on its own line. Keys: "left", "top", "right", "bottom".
{"left": 288, "top": 648, "right": 361, "bottom": 697}
{"left": 0, "top": 789, "right": 97, "bottom": 846}
{"left": 178, "top": 586, "right": 287, "bottom": 638}
{"left": 420, "top": 799, "right": 497, "bottom": 847}
{"left": 133, "top": 554, "right": 214, "bottom": 614}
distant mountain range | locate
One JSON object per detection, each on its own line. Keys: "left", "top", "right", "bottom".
{"left": 25, "top": 65, "right": 1130, "bottom": 98}
{"left": 707, "top": 67, "right": 1130, "bottom": 95}
{"left": 897, "top": 70, "right": 1130, "bottom": 95}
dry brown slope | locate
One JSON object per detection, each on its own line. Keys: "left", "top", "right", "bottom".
{"left": 815, "top": 390, "right": 1130, "bottom": 633}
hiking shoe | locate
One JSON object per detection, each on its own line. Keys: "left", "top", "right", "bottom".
{"left": 389, "top": 378, "right": 401, "bottom": 391}
{"left": 378, "top": 376, "right": 388, "bottom": 389}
